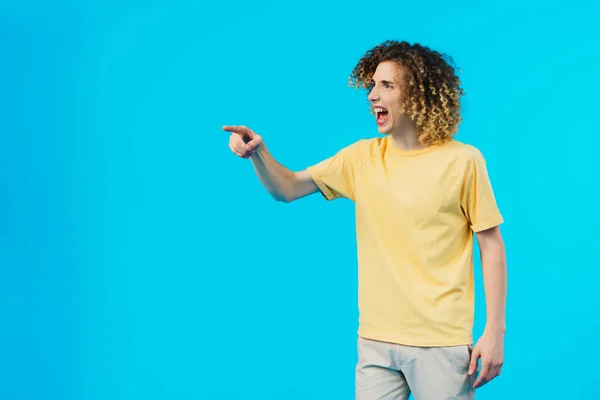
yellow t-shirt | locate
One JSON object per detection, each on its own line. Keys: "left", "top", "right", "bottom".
{"left": 306, "top": 135, "right": 503, "bottom": 347}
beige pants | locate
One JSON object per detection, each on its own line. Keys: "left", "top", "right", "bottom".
{"left": 356, "top": 336, "right": 475, "bottom": 400}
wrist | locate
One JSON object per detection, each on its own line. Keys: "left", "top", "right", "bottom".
{"left": 250, "top": 143, "right": 267, "bottom": 158}
{"left": 484, "top": 323, "right": 506, "bottom": 335}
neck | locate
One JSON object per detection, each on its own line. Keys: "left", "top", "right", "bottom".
{"left": 389, "top": 119, "right": 424, "bottom": 151}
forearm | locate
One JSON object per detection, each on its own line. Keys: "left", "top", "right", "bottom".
{"left": 480, "top": 237, "right": 507, "bottom": 334}
{"left": 249, "top": 145, "right": 296, "bottom": 202}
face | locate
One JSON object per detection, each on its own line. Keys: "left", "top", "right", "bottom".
{"left": 367, "top": 61, "right": 408, "bottom": 135}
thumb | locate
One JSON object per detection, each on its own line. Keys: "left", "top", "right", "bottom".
{"left": 468, "top": 347, "right": 479, "bottom": 375}
{"left": 246, "top": 137, "right": 262, "bottom": 152}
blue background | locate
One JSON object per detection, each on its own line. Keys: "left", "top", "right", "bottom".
{"left": 1, "top": 0, "right": 598, "bottom": 399}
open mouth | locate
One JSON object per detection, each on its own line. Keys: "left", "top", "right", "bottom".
{"left": 375, "top": 107, "right": 389, "bottom": 125}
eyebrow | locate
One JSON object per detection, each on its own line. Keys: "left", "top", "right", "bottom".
{"left": 371, "top": 79, "right": 395, "bottom": 85}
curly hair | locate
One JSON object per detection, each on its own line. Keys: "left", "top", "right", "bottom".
{"left": 348, "top": 40, "right": 465, "bottom": 146}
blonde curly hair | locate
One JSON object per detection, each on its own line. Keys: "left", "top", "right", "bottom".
{"left": 349, "top": 40, "right": 465, "bottom": 146}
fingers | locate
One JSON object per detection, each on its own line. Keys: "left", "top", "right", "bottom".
{"left": 224, "top": 126, "right": 259, "bottom": 158}
{"left": 246, "top": 137, "right": 262, "bottom": 152}
{"left": 229, "top": 134, "right": 252, "bottom": 158}
{"left": 222, "top": 125, "right": 251, "bottom": 136}
{"left": 468, "top": 348, "right": 479, "bottom": 376}
{"left": 472, "top": 359, "right": 503, "bottom": 389}
{"left": 473, "top": 362, "right": 489, "bottom": 389}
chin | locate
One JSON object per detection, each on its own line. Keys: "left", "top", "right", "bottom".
{"left": 377, "top": 126, "right": 393, "bottom": 135}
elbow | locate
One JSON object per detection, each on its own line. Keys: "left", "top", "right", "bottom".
{"left": 271, "top": 188, "right": 296, "bottom": 203}
{"left": 271, "top": 177, "right": 301, "bottom": 203}
{"left": 273, "top": 193, "right": 294, "bottom": 203}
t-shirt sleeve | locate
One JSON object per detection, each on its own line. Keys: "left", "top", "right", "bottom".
{"left": 305, "top": 140, "right": 362, "bottom": 201}
{"left": 460, "top": 148, "right": 504, "bottom": 232}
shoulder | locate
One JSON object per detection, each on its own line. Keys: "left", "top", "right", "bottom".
{"left": 441, "top": 140, "right": 487, "bottom": 166}
{"left": 354, "top": 136, "right": 387, "bottom": 153}
{"left": 337, "top": 136, "right": 385, "bottom": 163}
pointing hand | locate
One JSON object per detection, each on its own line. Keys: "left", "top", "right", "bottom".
{"left": 223, "top": 125, "right": 263, "bottom": 159}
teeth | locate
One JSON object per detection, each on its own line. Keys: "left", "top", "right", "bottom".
{"left": 374, "top": 107, "right": 387, "bottom": 113}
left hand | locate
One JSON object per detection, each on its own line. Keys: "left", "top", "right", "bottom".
{"left": 468, "top": 329, "right": 504, "bottom": 389}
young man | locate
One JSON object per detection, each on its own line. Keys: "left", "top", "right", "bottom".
{"left": 223, "top": 40, "right": 506, "bottom": 399}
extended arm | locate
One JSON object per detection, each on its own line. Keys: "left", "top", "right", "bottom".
{"left": 249, "top": 145, "right": 319, "bottom": 203}
{"left": 224, "top": 125, "right": 319, "bottom": 203}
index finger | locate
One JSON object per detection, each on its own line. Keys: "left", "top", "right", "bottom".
{"left": 222, "top": 125, "right": 250, "bottom": 135}
{"left": 473, "top": 364, "right": 489, "bottom": 389}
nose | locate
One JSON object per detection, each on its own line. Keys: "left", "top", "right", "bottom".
{"left": 367, "top": 86, "right": 379, "bottom": 103}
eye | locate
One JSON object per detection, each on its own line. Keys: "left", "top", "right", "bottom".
{"left": 384, "top": 83, "right": 393, "bottom": 89}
